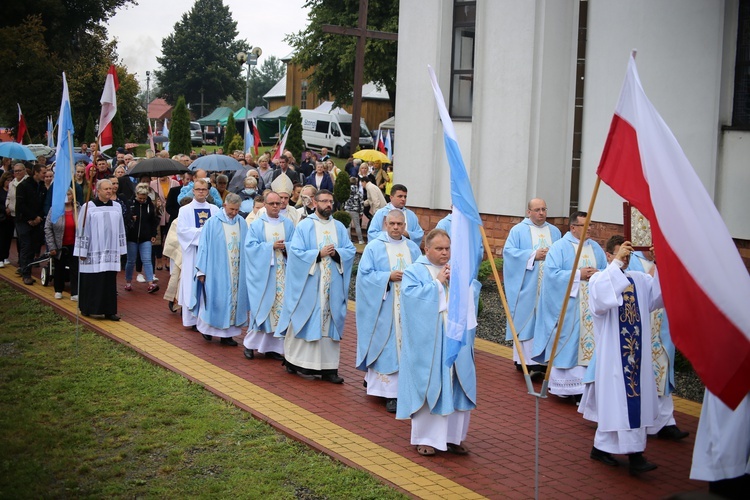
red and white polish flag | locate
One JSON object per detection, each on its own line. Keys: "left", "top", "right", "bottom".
{"left": 98, "top": 65, "right": 120, "bottom": 152}
{"left": 16, "top": 104, "right": 27, "bottom": 143}
{"left": 597, "top": 54, "right": 750, "bottom": 409}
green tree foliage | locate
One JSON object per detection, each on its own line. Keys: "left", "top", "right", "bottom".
{"left": 223, "top": 114, "right": 237, "bottom": 151}
{"left": 246, "top": 56, "right": 286, "bottom": 109}
{"left": 0, "top": 3, "right": 145, "bottom": 141}
{"left": 84, "top": 114, "right": 96, "bottom": 144}
{"left": 332, "top": 210, "right": 352, "bottom": 229}
{"left": 112, "top": 111, "right": 125, "bottom": 151}
{"left": 285, "top": 107, "right": 304, "bottom": 161}
{"left": 286, "top": 0, "right": 398, "bottom": 109}
{"left": 333, "top": 170, "right": 351, "bottom": 205}
{"left": 227, "top": 134, "right": 244, "bottom": 154}
{"left": 155, "top": 0, "right": 250, "bottom": 109}
{"left": 169, "top": 97, "right": 192, "bottom": 156}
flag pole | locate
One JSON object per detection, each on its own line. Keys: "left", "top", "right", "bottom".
{"left": 541, "top": 176, "right": 602, "bottom": 392}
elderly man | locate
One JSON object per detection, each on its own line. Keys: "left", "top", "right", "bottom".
{"left": 356, "top": 210, "right": 422, "bottom": 413}
{"left": 532, "top": 211, "right": 606, "bottom": 402}
{"left": 296, "top": 185, "right": 317, "bottom": 221}
{"left": 74, "top": 179, "right": 127, "bottom": 320}
{"left": 177, "top": 178, "right": 220, "bottom": 329}
{"left": 581, "top": 238, "right": 663, "bottom": 473}
{"left": 6, "top": 164, "right": 29, "bottom": 262}
{"left": 367, "top": 184, "right": 423, "bottom": 247}
{"left": 276, "top": 190, "right": 356, "bottom": 383}
{"left": 193, "top": 193, "right": 248, "bottom": 346}
{"left": 502, "top": 198, "right": 561, "bottom": 374}
{"left": 397, "top": 229, "right": 481, "bottom": 456}
{"left": 243, "top": 191, "right": 295, "bottom": 360}
{"left": 255, "top": 174, "right": 301, "bottom": 226}
{"left": 177, "top": 169, "right": 223, "bottom": 207}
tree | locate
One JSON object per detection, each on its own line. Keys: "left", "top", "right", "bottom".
{"left": 246, "top": 56, "right": 286, "bottom": 109}
{"left": 333, "top": 170, "right": 351, "bottom": 206}
{"left": 223, "top": 114, "right": 236, "bottom": 151}
{"left": 285, "top": 107, "right": 304, "bottom": 161}
{"left": 112, "top": 111, "right": 125, "bottom": 151}
{"left": 286, "top": 0, "right": 398, "bottom": 110}
{"left": 155, "top": 0, "right": 250, "bottom": 109}
{"left": 169, "top": 97, "right": 192, "bottom": 156}
{"left": 84, "top": 114, "right": 96, "bottom": 144}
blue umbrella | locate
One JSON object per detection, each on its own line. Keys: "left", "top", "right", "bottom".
{"left": 189, "top": 154, "right": 242, "bottom": 171}
{"left": 0, "top": 142, "right": 37, "bottom": 161}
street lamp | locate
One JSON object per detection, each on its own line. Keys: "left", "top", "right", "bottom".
{"left": 237, "top": 47, "right": 262, "bottom": 146}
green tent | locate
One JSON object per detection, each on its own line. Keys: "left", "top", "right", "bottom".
{"left": 197, "top": 107, "right": 234, "bottom": 127}
{"left": 256, "top": 105, "right": 292, "bottom": 145}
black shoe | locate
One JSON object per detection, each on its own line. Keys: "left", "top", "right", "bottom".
{"left": 265, "top": 351, "right": 284, "bottom": 360}
{"left": 244, "top": 348, "right": 255, "bottom": 360}
{"left": 657, "top": 425, "right": 689, "bottom": 441}
{"left": 363, "top": 380, "right": 367, "bottom": 388}
{"left": 284, "top": 362, "right": 297, "bottom": 374}
{"left": 220, "top": 338, "right": 238, "bottom": 346}
{"left": 385, "top": 399, "right": 397, "bottom": 413}
{"left": 191, "top": 325, "right": 198, "bottom": 332}
{"left": 529, "top": 370, "right": 545, "bottom": 381}
{"left": 590, "top": 447, "right": 618, "bottom": 466}
{"left": 573, "top": 394, "right": 582, "bottom": 406}
{"left": 23, "top": 276, "right": 34, "bottom": 285}
{"left": 321, "top": 373, "right": 344, "bottom": 384}
{"left": 168, "top": 301, "right": 177, "bottom": 313}
{"left": 629, "top": 453, "right": 657, "bottom": 473}
{"left": 105, "top": 314, "right": 121, "bottom": 321}
{"left": 201, "top": 334, "right": 213, "bottom": 341}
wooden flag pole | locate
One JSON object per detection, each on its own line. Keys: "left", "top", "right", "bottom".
{"left": 542, "top": 177, "right": 602, "bottom": 390}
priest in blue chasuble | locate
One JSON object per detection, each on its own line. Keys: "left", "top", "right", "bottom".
{"left": 581, "top": 237, "right": 663, "bottom": 473}
{"left": 193, "top": 193, "right": 249, "bottom": 346}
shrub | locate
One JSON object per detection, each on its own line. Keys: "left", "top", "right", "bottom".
{"left": 332, "top": 210, "right": 351, "bottom": 229}
{"left": 477, "top": 257, "right": 503, "bottom": 282}
{"left": 285, "top": 106, "right": 304, "bottom": 161}
{"left": 169, "top": 96, "right": 192, "bottom": 155}
{"left": 333, "top": 170, "right": 351, "bottom": 205}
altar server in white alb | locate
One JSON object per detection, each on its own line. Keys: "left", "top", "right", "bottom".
{"left": 177, "top": 178, "right": 219, "bottom": 329}
{"left": 581, "top": 238, "right": 662, "bottom": 474}
{"left": 193, "top": 193, "right": 249, "bottom": 346}
{"left": 243, "top": 191, "right": 295, "bottom": 360}
{"left": 275, "top": 190, "right": 356, "bottom": 383}
{"left": 74, "top": 179, "right": 127, "bottom": 320}
{"left": 355, "top": 210, "right": 422, "bottom": 413}
{"left": 502, "top": 198, "right": 561, "bottom": 375}
{"left": 397, "top": 229, "right": 481, "bottom": 457}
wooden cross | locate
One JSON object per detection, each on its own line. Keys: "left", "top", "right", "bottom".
{"left": 322, "top": 0, "right": 398, "bottom": 153}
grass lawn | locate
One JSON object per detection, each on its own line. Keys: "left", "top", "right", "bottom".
{"left": 0, "top": 282, "right": 405, "bottom": 499}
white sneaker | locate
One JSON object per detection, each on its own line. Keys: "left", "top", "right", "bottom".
{"left": 70, "top": 295, "right": 78, "bottom": 302}
{"left": 153, "top": 276, "right": 159, "bottom": 282}
{"left": 54, "top": 292, "right": 63, "bottom": 299}
{"left": 0, "top": 261, "right": 4, "bottom": 268}
{"left": 136, "top": 274, "right": 146, "bottom": 283}
{"left": 2, "top": 259, "right": 9, "bottom": 265}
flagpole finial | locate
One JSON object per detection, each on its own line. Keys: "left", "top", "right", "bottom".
{"left": 631, "top": 49, "right": 638, "bottom": 59}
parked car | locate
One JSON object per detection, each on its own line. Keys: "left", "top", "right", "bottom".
{"left": 190, "top": 122, "right": 204, "bottom": 146}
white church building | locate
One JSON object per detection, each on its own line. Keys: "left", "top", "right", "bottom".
{"left": 394, "top": 0, "right": 750, "bottom": 266}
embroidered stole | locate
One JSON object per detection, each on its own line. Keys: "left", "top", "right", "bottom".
{"left": 313, "top": 218, "right": 338, "bottom": 337}
{"left": 619, "top": 277, "right": 643, "bottom": 429}
{"left": 572, "top": 241, "right": 597, "bottom": 365}
{"left": 529, "top": 224, "right": 552, "bottom": 291}
{"left": 385, "top": 240, "right": 413, "bottom": 359}
{"left": 636, "top": 256, "right": 670, "bottom": 395}
{"left": 264, "top": 219, "right": 287, "bottom": 329}
{"left": 222, "top": 220, "right": 241, "bottom": 323}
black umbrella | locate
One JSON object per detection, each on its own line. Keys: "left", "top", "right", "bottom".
{"left": 128, "top": 158, "right": 189, "bottom": 178}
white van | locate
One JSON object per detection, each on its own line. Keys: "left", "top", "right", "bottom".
{"left": 190, "top": 121, "right": 203, "bottom": 146}
{"left": 300, "top": 110, "right": 374, "bottom": 157}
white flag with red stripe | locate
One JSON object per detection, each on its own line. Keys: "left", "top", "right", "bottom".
{"left": 16, "top": 104, "right": 27, "bottom": 143}
{"left": 98, "top": 65, "right": 120, "bottom": 152}
{"left": 597, "top": 53, "right": 750, "bottom": 409}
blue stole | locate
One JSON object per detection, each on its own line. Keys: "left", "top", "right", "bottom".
{"left": 619, "top": 277, "right": 642, "bottom": 429}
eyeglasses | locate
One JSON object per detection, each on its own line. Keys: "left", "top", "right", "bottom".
{"left": 266, "top": 202, "right": 281, "bottom": 206}
{"left": 530, "top": 208, "right": 548, "bottom": 212}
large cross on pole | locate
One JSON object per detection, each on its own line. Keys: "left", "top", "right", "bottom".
{"left": 322, "top": 0, "right": 397, "bottom": 154}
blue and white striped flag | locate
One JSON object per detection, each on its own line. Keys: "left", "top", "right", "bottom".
{"left": 162, "top": 118, "right": 169, "bottom": 153}
{"left": 51, "top": 73, "right": 75, "bottom": 223}
{"left": 427, "top": 65, "right": 483, "bottom": 367}
{"left": 47, "top": 116, "right": 55, "bottom": 148}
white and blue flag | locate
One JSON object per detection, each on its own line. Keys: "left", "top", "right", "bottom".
{"left": 50, "top": 73, "right": 75, "bottom": 223}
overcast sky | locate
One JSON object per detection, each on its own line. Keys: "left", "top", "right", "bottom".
{"left": 107, "top": 0, "right": 310, "bottom": 88}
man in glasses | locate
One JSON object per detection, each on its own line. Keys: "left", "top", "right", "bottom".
{"left": 177, "top": 178, "right": 220, "bottom": 330}
{"left": 243, "top": 191, "right": 295, "bottom": 360}
{"left": 503, "top": 199, "right": 561, "bottom": 376}
{"left": 532, "top": 211, "right": 606, "bottom": 404}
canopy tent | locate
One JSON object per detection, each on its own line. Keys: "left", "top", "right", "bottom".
{"left": 313, "top": 101, "right": 350, "bottom": 115}
{"left": 255, "top": 105, "right": 292, "bottom": 144}
{"left": 197, "top": 107, "right": 234, "bottom": 126}
{"left": 221, "top": 105, "right": 269, "bottom": 126}
{"left": 378, "top": 115, "right": 395, "bottom": 130}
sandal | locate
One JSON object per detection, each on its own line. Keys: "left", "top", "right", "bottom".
{"left": 446, "top": 443, "right": 469, "bottom": 455}
{"left": 416, "top": 445, "right": 436, "bottom": 456}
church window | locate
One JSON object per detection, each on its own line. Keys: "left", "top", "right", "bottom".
{"left": 733, "top": 0, "right": 750, "bottom": 127}
{"left": 450, "top": 0, "right": 476, "bottom": 119}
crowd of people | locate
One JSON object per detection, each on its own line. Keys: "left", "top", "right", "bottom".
{"left": 1, "top": 144, "right": 747, "bottom": 497}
